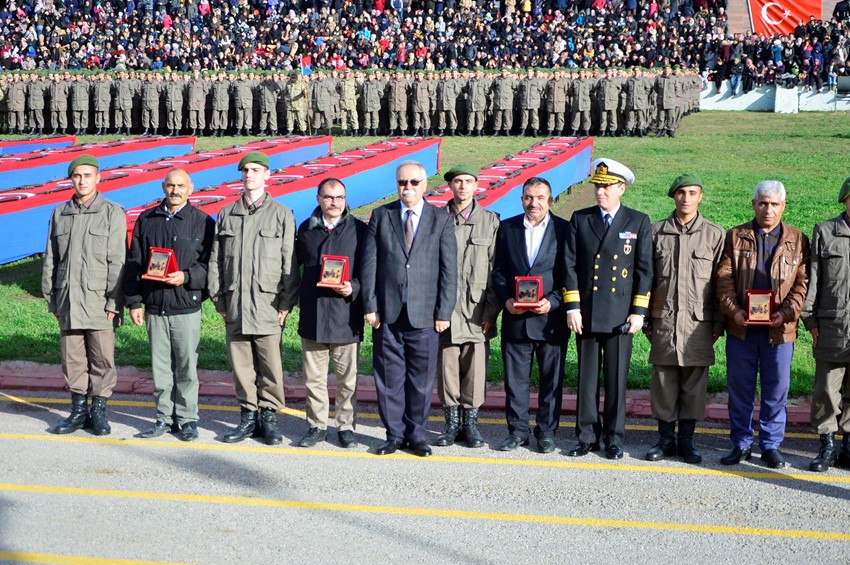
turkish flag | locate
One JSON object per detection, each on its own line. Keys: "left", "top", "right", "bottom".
{"left": 749, "top": 0, "right": 821, "bottom": 36}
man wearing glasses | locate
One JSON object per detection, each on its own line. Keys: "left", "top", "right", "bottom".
{"left": 294, "top": 178, "right": 367, "bottom": 449}
{"left": 361, "top": 161, "right": 458, "bottom": 457}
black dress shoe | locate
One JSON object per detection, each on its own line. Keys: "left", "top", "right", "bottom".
{"left": 410, "top": 441, "right": 432, "bottom": 457}
{"left": 761, "top": 448, "right": 786, "bottom": 469}
{"left": 375, "top": 440, "right": 403, "bottom": 455}
{"left": 538, "top": 437, "right": 556, "bottom": 454}
{"left": 139, "top": 421, "right": 170, "bottom": 438}
{"left": 178, "top": 422, "right": 198, "bottom": 442}
{"left": 338, "top": 430, "right": 356, "bottom": 448}
{"left": 567, "top": 442, "right": 600, "bottom": 457}
{"left": 298, "top": 427, "right": 327, "bottom": 447}
{"left": 720, "top": 446, "right": 752, "bottom": 465}
{"left": 499, "top": 435, "right": 530, "bottom": 451}
{"left": 605, "top": 444, "right": 624, "bottom": 460}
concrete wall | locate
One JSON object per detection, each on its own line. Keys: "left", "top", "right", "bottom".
{"left": 699, "top": 81, "right": 850, "bottom": 111}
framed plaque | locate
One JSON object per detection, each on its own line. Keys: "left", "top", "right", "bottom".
{"left": 141, "top": 247, "right": 179, "bottom": 281}
{"left": 514, "top": 276, "right": 543, "bottom": 309}
{"left": 745, "top": 289, "right": 774, "bottom": 325}
{"left": 316, "top": 255, "right": 350, "bottom": 288}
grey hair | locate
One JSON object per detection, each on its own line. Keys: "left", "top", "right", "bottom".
{"left": 396, "top": 160, "right": 427, "bottom": 180}
{"left": 753, "top": 180, "right": 786, "bottom": 202}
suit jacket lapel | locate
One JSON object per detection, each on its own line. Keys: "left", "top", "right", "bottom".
{"left": 389, "top": 202, "right": 409, "bottom": 257}
{"left": 511, "top": 217, "right": 531, "bottom": 271}
{"left": 589, "top": 209, "right": 607, "bottom": 241}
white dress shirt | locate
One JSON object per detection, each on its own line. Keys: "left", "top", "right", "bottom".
{"left": 523, "top": 212, "right": 550, "bottom": 267}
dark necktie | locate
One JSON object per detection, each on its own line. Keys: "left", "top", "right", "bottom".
{"left": 404, "top": 209, "right": 414, "bottom": 251}
{"left": 603, "top": 213, "right": 612, "bottom": 227}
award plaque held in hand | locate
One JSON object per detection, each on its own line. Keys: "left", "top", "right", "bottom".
{"left": 745, "top": 289, "right": 774, "bottom": 325}
{"left": 316, "top": 255, "right": 349, "bottom": 288}
{"left": 514, "top": 276, "right": 543, "bottom": 310}
{"left": 141, "top": 247, "right": 179, "bottom": 281}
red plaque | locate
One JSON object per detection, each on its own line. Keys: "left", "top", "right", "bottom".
{"left": 514, "top": 276, "right": 543, "bottom": 309}
{"left": 316, "top": 255, "right": 350, "bottom": 288}
{"left": 745, "top": 289, "right": 775, "bottom": 326}
{"left": 141, "top": 247, "right": 179, "bottom": 281}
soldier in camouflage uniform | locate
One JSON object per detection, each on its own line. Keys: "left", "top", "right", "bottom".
{"left": 113, "top": 71, "right": 135, "bottom": 135}
{"left": 411, "top": 71, "right": 433, "bottom": 137}
{"left": 336, "top": 70, "right": 359, "bottom": 136}
{"left": 93, "top": 72, "right": 112, "bottom": 135}
{"left": 464, "top": 69, "right": 488, "bottom": 137}
{"left": 26, "top": 74, "right": 47, "bottom": 135}
{"left": 232, "top": 72, "right": 254, "bottom": 136}
{"left": 387, "top": 71, "right": 410, "bottom": 136}
{"left": 518, "top": 68, "right": 544, "bottom": 136}
{"left": 210, "top": 72, "right": 230, "bottom": 137}
{"left": 545, "top": 70, "right": 569, "bottom": 136}
{"left": 141, "top": 73, "right": 163, "bottom": 136}
{"left": 360, "top": 72, "right": 383, "bottom": 136}
{"left": 436, "top": 69, "right": 461, "bottom": 136}
{"left": 285, "top": 72, "right": 308, "bottom": 135}
{"left": 48, "top": 74, "right": 70, "bottom": 135}
{"left": 569, "top": 69, "right": 593, "bottom": 136}
{"left": 164, "top": 72, "right": 186, "bottom": 136}
{"left": 654, "top": 65, "right": 678, "bottom": 138}
{"left": 187, "top": 70, "right": 209, "bottom": 136}
{"left": 311, "top": 71, "right": 336, "bottom": 136}
{"left": 490, "top": 68, "right": 516, "bottom": 136}
{"left": 596, "top": 67, "right": 622, "bottom": 136}
{"left": 7, "top": 74, "right": 27, "bottom": 135}
{"left": 69, "top": 74, "right": 91, "bottom": 135}
{"left": 258, "top": 74, "right": 281, "bottom": 136}
{"left": 624, "top": 67, "right": 652, "bottom": 137}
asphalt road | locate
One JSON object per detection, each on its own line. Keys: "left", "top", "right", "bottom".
{"left": 0, "top": 391, "right": 848, "bottom": 565}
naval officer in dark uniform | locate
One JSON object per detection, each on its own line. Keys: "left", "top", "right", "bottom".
{"left": 564, "top": 158, "right": 653, "bottom": 459}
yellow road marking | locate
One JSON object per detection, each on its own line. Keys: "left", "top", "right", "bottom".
{"left": 0, "top": 393, "right": 815, "bottom": 438}
{"left": 0, "top": 551, "right": 190, "bottom": 565}
{"left": 1, "top": 433, "right": 848, "bottom": 484}
{"left": 1, "top": 482, "right": 848, "bottom": 541}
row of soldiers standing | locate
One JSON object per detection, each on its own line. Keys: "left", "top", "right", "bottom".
{"left": 0, "top": 65, "right": 701, "bottom": 138}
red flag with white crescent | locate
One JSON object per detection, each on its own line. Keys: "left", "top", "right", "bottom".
{"left": 748, "top": 0, "right": 821, "bottom": 36}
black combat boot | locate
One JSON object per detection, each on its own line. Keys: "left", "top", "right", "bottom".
{"left": 432, "top": 406, "right": 461, "bottom": 447}
{"left": 89, "top": 396, "right": 111, "bottom": 436}
{"left": 223, "top": 408, "right": 257, "bottom": 443}
{"left": 259, "top": 408, "right": 282, "bottom": 446}
{"left": 839, "top": 435, "right": 850, "bottom": 467}
{"left": 462, "top": 407, "right": 485, "bottom": 448}
{"left": 645, "top": 420, "right": 677, "bottom": 461}
{"left": 50, "top": 392, "right": 89, "bottom": 435}
{"left": 677, "top": 419, "right": 702, "bottom": 464}
{"left": 810, "top": 433, "right": 838, "bottom": 472}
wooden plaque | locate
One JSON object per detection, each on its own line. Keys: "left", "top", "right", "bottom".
{"left": 745, "top": 289, "right": 774, "bottom": 326}
{"left": 514, "top": 276, "right": 543, "bottom": 310}
{"left": 316, "top": 255, "right": 350, "bottom": 288}
{"left": 141, "top": 247, "right": 179, "bottom": 281}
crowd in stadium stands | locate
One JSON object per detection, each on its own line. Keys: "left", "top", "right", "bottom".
{"left": 1, "top": 0, "right": 849, "bottom": 89}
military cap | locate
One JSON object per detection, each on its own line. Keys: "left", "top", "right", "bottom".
{"left": 68, "top": 154, "right": 99, "bottom": 177}
{"left": 443, "top": 164, "right": 479, "bottom": 182}
{"left": 589, "top": 158, "right": 634, "bottom": 186}
{"left": 839, "top": 177, "right": 850, "bottom": 203}
{"left": 238, "top": 151, "right": 270, "bottom": 171}
{"left": 668, "top": 173, "right": 702, "bottom": 197}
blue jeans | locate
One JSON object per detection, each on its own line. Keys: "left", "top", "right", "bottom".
{"left": 726, "top": 329, "right": 793, "bottom": 451}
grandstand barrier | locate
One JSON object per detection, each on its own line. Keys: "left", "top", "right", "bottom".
{"left": 124, "top": 137, "right": 442, "bottom": 239}
{"left": 0, "top": 137, "right": 198, "bottom": 190}
{"left": 0, "top": 137, "right": 332, "bottom": 265}
{"left": 0, "top": 136, "right": 77, "bottom": 155}
{"left": 424, "top": 137, "right": 593, "bottom": 219}
{"left": 699, "top": 82, "right": 850, "bottom": 111}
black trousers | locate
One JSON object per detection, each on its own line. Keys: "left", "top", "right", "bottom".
{"left": 373, "top": 307, "right": 438, "bottom": 444}
{"left": 502, "top": 337, "right": 566, "bottom": 439}
{"left": 575, "top": 332, "right": 633, "bottom": 447}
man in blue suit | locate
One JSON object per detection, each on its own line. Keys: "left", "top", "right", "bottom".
{"left": 361, "top": 160, "right": 458, "bottom": 457}
{"left": 492, "top": 177, "right": 569, "bottom": 454}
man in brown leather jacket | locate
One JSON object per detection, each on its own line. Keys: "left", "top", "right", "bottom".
{"left": 716, "top": 180, "right": 809, "bottom": 469}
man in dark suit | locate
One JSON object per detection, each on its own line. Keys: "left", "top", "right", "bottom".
{"left": 361, "top": 160, "right": 458, "bottom": 457}
{"left": 564, "top": 158, "right": 652, "bottom": 460}
{"left": 492, "top": 177, "right": 569, "bottom": 454}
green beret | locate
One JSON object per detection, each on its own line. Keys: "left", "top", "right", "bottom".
{"left": 443, "top": 164, "right": 479, "bottom": 182}
{"left": 839, "top": 177, "right": 850, "bottom": 203}
{"left": 238, "top": 151, "right": 270, "bottom": 171}
{"left": 68, "top": 154, "right": 99, "bottom": 176}
{"left": 668, "top": 173, "right": 702, "bottom": 197}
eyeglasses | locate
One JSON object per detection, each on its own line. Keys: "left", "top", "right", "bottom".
{"left": 320, "top": 195, "right": 346, "bottom": 202}
{"left": 397, "top": 179, "right": 425, "bottom": 187}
